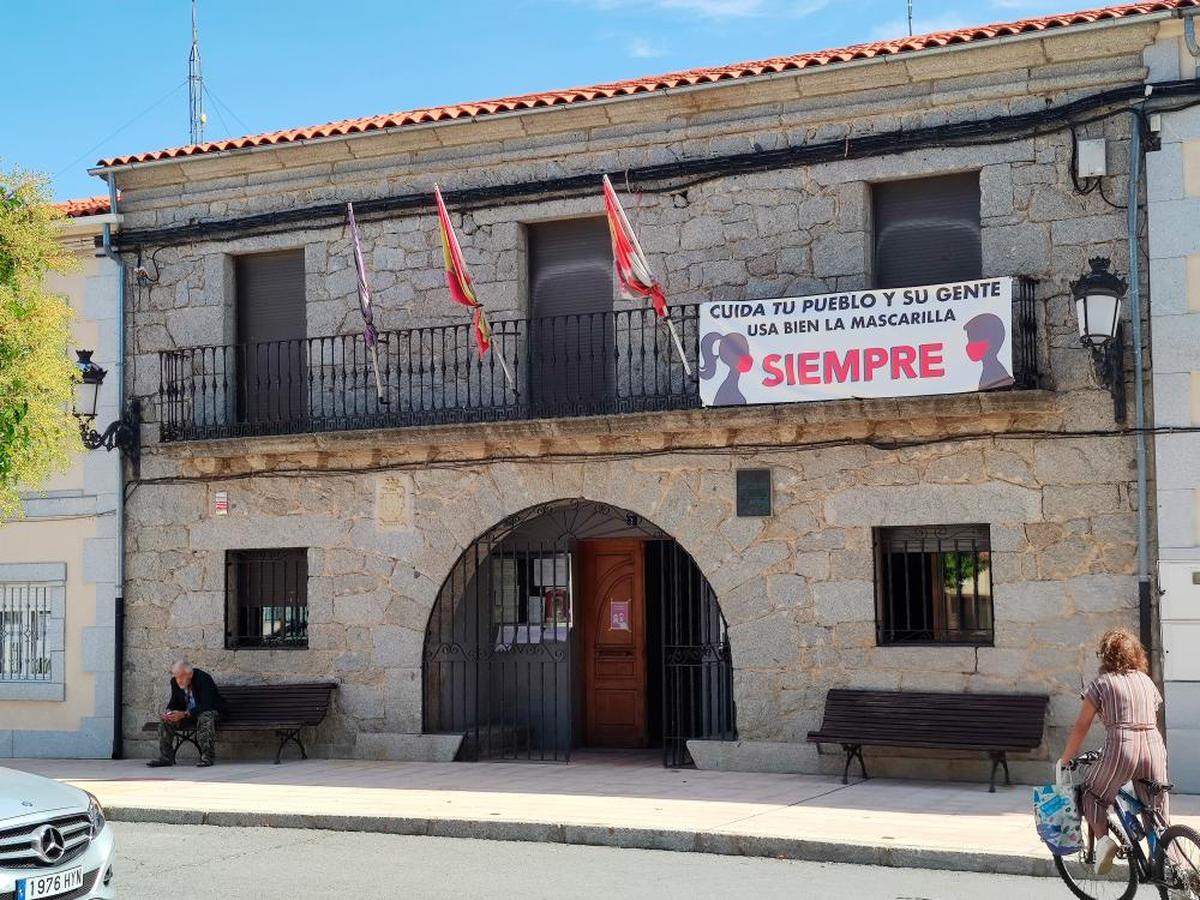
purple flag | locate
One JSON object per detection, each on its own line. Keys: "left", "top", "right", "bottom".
{"left": 346, "top": 202, "right": 378, "bottom": 347}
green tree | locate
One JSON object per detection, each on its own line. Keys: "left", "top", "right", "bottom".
{"left": 942, "top": 550, "right": 990, "bottom": 591}
{"left": 0, "top": 169, "right": 79, "bottom": 518}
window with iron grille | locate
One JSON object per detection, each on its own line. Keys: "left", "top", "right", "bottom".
{"left": 225, "top": 549, "right": 308, "bottom": 649}
{"left": 0, "top": 583, "right": 54, "bottom": 680}
{"left": 874, "top": 524, "right": 993, "bottom": 646}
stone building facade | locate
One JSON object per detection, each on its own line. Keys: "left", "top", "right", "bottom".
{"left": 95, "top": 8, "right": 1184, "bottom": 781}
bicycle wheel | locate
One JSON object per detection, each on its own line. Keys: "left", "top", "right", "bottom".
{"left": 1054, "top": 817, "right": 1139, "bottom": 900}
{"left": 1160, "top": 823, "right": 1200, "bottom": 899}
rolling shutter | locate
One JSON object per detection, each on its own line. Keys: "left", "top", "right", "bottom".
{"left": 235, "top": 250, "right": 306, "bottom": 426}
{"left": 873, "top": 173, "right": 982, "bottom": 289}
{"left": 236, "top": 250, "right": 306, "bottom": 344}
{"left": 526, "top": 219, "right": 615, "bottom": 408}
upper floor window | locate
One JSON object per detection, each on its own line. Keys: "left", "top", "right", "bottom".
{"left": 872, "top": 173, "right": 981, "bottom": 289}
{"left": 236, "top": 249, "right": 306, "bottom": 344}
{"left": 874, "top": 524, "right": 993, "bottom": 646}
{"left": 526, "top": 218, "right": 614, "bottom": 408}
{"left": 235, "top": 249, "right": 306, "bottom": 424}
{"left": 225, "top": 548, "right": 309, "bottom": 649}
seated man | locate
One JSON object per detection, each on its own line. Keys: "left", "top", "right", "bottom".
{"left": 147, "top": 660, "right": 224, "bottom": 768}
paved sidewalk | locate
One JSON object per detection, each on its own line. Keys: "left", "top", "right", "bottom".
{"left": 9, "top": 754, "right": 1200, "bottom": 877}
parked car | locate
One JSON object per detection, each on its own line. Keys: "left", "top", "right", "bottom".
{"left": 0, "top": 767, "right": 114, "bottom": 899}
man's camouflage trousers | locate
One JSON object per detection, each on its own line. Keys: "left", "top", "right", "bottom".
{"left": 158, "top": 710, "right": 218, "bottom": 763}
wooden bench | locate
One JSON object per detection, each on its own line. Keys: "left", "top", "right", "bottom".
{"left": 143, "top": 681, "right": 337, "bottom": 764}
{"left": 806, "top": 688, "right": 1049, "bottom": 792}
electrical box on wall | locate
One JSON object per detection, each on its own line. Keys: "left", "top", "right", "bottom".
{"left": 1076, "top": 138, "right": 1108, "bottom": 179}
{"left": 1160, "top": 562, "right": 1200, "bottom": 682}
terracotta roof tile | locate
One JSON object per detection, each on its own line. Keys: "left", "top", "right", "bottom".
{"left": 97, "top": 0, "right": 1198, "bottom": 168}
{"left": 54, "top": 196, "right": 111, "bottom": 217}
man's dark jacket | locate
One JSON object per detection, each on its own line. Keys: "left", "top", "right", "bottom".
{"left": 166, "top": 668, "right": 225, "bottom": 716}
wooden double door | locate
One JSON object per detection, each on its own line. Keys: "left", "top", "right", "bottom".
{"left": 579, "top": 540, "right": 648, "bottom": 748}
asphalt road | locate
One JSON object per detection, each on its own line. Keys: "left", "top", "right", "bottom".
{"left": 108, "top": 821, "right": 1151, "bottom": 900}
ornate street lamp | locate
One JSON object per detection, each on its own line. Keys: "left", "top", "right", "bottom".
{"left": 1070, "top": 257, "right": 1127, "bottom": 422}
{"left": 72, "top": 350, "right": 106, "bottom": 424}
{"left": 72, "top": 350, "right": 141, "bottom": 471}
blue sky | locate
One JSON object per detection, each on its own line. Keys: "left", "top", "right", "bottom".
{"left": 2, "top": 0, "right": 1078, "bottom": 200}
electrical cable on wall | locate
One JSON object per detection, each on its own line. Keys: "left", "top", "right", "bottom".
{"left": 128, "top": 422, "right": 1200, "bottom": 489}
{"left": 107, "top": 79, "right": 1200, "bottom": 252}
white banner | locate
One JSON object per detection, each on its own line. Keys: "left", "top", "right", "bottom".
{"left": 698, "top": 277, "right": 1014, "bottom": 407}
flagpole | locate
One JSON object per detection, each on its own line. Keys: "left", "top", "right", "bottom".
{"left": 368, "top": 342, "right": 385, "bottom": 402}
{"left": 493, "top": 344, "right": 516, "bottom": 391}
{"left": 664, "top": 316, "right": 692, "bottom": 377}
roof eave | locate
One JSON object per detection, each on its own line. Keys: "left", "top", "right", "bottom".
{"left": 89, "top": 8, "right": 1175, "bottom": 179}
{"left": 56, "top": 212, "right": 123, "bottom": 238}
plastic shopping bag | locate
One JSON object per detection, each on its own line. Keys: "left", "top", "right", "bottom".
{"left": 1033, "top": 762, "right": 1083, "bottom": 855}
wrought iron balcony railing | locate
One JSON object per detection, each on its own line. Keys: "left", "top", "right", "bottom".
{"left": 158, "top": 278, "right": 1039, "bottom": 443}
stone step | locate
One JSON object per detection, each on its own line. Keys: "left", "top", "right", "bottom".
{"left": 353, "top": 732, "right": 463, "bottom": 762}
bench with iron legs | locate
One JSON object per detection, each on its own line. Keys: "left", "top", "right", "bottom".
{"left": 806, "top": 688, "right": 1049, "bottom": 792}
{"left": 143, "top": 681, "right": 338, "bottom": 764}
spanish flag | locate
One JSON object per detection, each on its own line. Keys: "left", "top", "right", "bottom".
{"left": 434, "top": 185, "right": 514, "bottom": 387}
{"left": 434, "top": 184, "right": 490, "bottom": 356}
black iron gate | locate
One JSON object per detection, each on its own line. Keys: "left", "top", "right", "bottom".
{"left": 422, "top": 499, "right": 735, "bottom": 765}
{"left": 651, "top": 540, "right": 737, "bottom": 768}
{"left": 423, "top": 502, "right": 575, "bottom": 762}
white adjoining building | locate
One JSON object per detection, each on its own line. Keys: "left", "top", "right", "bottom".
{"left": 0, "top": 196, "right": 123, "bottom": 758}
{"left": 1145, "top": 12, "right": 1200, "bottom": 792}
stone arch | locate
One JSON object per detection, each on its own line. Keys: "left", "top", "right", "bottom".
{"left": 421, "top": 497, "right": 737, "bottom": 766}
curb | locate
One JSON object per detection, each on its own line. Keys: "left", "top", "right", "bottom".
{"left": 105, "top": 806, "right": 1058, "bottom": 878}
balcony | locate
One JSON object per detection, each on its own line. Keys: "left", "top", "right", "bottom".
{"left": 157, "top": 279, "right": 1040, "bottom": 443}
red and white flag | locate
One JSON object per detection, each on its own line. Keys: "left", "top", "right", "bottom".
{"left": 602, "top": 175, "right": 690, "bottom": 374}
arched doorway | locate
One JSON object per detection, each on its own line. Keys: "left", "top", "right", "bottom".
{"left": 423, "top": 499, "right": 736, "bottom": 767}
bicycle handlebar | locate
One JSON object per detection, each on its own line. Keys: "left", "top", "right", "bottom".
{"left": 1065, "top": 750, "right": 1103, "bottom": 770}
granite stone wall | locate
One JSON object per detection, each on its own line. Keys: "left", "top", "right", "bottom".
{"left": 122, "top": 421, "right": 1140, "bottom": 780}
{"left": 114, "top": 23, "right": 1160, "bottom": 779}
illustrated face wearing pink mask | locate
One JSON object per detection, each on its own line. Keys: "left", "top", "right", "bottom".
{"left": 699, "top": 331, "right": 753, "bottom": 405}
{"left": 963, "top": 313, "right": 1014, "bottom": 390}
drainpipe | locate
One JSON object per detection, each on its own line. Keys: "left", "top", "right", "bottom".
{"left": 100, "top": 174, "right": 126, "bottom": 759}
{"left": 1126, "top": 110, "right": 1153, "bottom": 674}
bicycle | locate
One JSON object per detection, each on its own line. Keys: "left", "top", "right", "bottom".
{"left": 1053, "top": 750, "right": 1200, "bottom": 900}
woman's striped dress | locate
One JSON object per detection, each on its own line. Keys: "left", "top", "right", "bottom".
{"left": 1081, "top": 670, "right": 1169, "bottom": 835}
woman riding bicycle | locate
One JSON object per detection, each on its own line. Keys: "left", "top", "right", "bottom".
{"left": 1059, "top": 628, "right": 1169, "bottom": 876}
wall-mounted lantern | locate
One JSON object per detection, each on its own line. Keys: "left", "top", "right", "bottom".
{"left": 72, "top": 350, "right": 141, "bottom": 472}
{"left": 1070, "top": 257, "right": 1127, "bottom": 422}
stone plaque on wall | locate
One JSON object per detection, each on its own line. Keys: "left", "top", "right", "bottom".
{"left": 736, "top": 468, "right": 772, "bottom": 517}
{"left": 375, "top": 475, "right": 414, "bottom": 530}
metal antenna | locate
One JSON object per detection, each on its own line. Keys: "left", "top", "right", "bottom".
{"left": 188, "top": 0, "right": 205, "bottom": 145}
{"left": 907, "top": 0, "right": 914, "bottom": 36}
